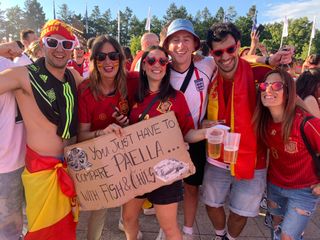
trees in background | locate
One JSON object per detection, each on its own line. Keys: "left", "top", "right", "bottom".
{"left": 0, "top": 1, "right": 319, "bottom": 58}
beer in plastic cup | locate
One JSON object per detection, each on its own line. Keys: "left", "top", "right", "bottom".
{"left": 207, "top": 128, "right": 224, "bottom": 159}
{"left": 223, "top": 132, "right": 241, "bottom": 164}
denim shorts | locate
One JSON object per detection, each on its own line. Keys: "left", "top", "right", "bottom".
{"left": 201, "top": 164, "right": 267, "bottom": 217}
{"left": 267, "top": 183, "right": 319, "bottom": 239}
{"left": 0, "top": 167, "right": 24, "bottom": 240}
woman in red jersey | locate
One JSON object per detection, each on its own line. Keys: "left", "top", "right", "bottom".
{"left": 122, "top": 46, "right": 207, "bottom": 240}
{"left": 253, "top": 69, "right": 320, "bottom": 240}
{"left": 77, "top": 35, "right": 129, "bottom": 240}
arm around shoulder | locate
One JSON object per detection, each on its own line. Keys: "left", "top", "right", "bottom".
{"left": 304, "top": 96, "right": 320, "bottom": 118}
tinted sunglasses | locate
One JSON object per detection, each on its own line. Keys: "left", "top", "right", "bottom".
{"left": 143, "top": 57, "right": 169, "bottom": 66}
{"left": 258, "top": 82, "right": 285, "bottom": 92}
{"left": 75, "top": 47, "right": 84, "bottom": 51}
{"left": 42, "top": 37, "right": 76, "bottom": 50}
{"left": 211, "top": 44, "right": 237, "bottom": 57}
{"left": 96, "top": 52, "right": 120, "bottom": 61}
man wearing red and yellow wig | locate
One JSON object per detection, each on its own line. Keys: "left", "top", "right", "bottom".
{"left": 0, "top": 19, "right": 82, "bottom": 240}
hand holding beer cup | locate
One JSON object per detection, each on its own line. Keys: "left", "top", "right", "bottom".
{"left": 223, "top": 132, "right": 241, "bottom": 164}
{"left": 206, "top": 128, "right": 224, "bottom": 159}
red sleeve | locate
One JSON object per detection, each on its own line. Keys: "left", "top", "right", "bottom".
{"left": 77, "top": 80, "right": 91, "bottom": 124}
{"left": 251, "top": 64, "right": 274, "bottom": 83}
{"left": 174, "top": 91, "right": 195, "bottom": 136}
{"left": 67, "top": 60, "right": 74, "bottom": 67}
{"left": 304, "top": 117, "right": 320, "bottom": 154}
{"left": 130, "top": 51, "right": 143, "bottom": 71}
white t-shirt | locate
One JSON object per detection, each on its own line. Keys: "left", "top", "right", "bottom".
{"left": 0, "top": 57, "right": 26, "bottom": 173}
{"left": 170, "top": 57, "right": 217, "bottom": 128}
{"left": 13, "top": 53, "right": 32, "bottom": 66}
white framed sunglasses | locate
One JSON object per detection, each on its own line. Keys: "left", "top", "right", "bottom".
{"left": 42, "top": 37, "right": 76, "bottom": 50}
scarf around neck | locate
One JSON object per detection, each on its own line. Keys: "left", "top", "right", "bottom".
{"left": 208, "top": 58, "right": 257, "bottom": 179}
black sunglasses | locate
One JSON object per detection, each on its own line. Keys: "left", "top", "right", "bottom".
{"left": 96, "top": 52, "right": 120, "bottom": 61}
{"left": 258, "top": 82, "right": 285, "bottom": 92}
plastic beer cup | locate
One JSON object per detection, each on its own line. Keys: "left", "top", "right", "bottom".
{"left": 223, "top": 132, "right": 241, "bottom": 164}
{"left": 207, "top": 128, "right": 224, "bottom": 159}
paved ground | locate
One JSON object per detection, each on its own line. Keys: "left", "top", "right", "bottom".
{"left": 76, "top": 201, "right": 320, "bottom": 240}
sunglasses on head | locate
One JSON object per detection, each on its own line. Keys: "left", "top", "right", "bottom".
{"left": 42, "top": 37, "right": 76, "bottom": 50}
{"left": 258, "top": 82, "right": 285, "bottom": 92}
{"left": 96, "top": 52, "right": 120, "bottom": 61}
{"left": 143, "top": 57, "right": 169, "bottom": 66}
{"left": 211, "top": 44, "right": 237, "bottom": 57}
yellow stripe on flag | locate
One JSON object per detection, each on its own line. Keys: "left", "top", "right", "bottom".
{"left": 22, "top": 165, "right": 72, "bottom": 232}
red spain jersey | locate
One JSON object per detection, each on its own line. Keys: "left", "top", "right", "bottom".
{"left": 267, "top": 108, "right": 320, "bottom": 188}
{"left": 130, "top": 91, "right": 194, "bottom": 136}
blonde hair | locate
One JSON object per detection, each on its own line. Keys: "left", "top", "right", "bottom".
{"left": 26, "top": 40, "right": 43, "bottom": 61}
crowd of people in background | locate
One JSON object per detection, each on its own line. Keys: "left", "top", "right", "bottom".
{"left": 0, "top": 15, "right": 319, "bottom": 240}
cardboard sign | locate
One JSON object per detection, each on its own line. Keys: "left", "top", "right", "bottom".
{"left": 64, "top": 112, "right": 195, "bottom": 210}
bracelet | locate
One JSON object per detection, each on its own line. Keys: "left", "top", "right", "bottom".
{"left": 265, "top": 56, "right": 270, "bottom": 65}
{"left": 95, "top": 130, "right": 100, "bottom": 138}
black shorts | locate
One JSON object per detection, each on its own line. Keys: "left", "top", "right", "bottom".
{"left": 136, "top": 180, "right": 183, "bottom": 205}
{"left": 184, "top": 140, "right": 206, "bottom": 186}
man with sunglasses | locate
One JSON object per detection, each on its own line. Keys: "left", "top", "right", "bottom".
{"left": 0, "top": 19, "right": 82, "bottom": 240}
{"left": 67, "top": 42, "right": 90, "bottom": 79}
{"left": 202, "top": 22, "right": 293, "bottom": 240}
{"left": 161, "top": 18, "right": 217, "bottom": 240}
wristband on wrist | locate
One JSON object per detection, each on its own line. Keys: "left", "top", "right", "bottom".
{"left": 265, "top": 56, "right": 270, "bottom": 65}
{"left": 95, "top": 130, "right": 100, "bottom": 137}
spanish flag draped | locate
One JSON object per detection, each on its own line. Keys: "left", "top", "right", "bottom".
{"left": 207, "top": 59, "right": 258, "bottom": 179}
{"left": 22, "top": 146, "right": 78, "bottom": 240}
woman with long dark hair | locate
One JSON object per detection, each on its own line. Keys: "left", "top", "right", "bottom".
{"left": 122, "top": 46, "right": 207, "bottom": 240}
{"left": 253, "top": 69, "right": 320, "bottom": 240}
{"left": 77, "top": 35, "right": 129, "bottom": 240}
{"left": 296, "top": 68, "right": 320, "bottom": 118}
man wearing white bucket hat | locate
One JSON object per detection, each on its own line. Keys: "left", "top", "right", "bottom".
{"left": 162, "top": 18, "right": 217, "bottom": 240}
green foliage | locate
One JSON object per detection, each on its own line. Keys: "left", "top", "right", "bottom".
{"left": 235, "top": 16, "right": 252, "bottom": 47}
{"left": 150, "top": 16, "right": 163, "bottom": 38}
{"left": 5, "top": 5, "right": 24, "bottom": 40}
{"left": 0, "top": 1, "right": 319, "bottom": 60}
{"left": 23, "top": 0, "right": 45, "bottom": 34}
{"left": 193, "top": 7, "right": 215, "bottom": 40}
{"left": 130, "top": 35, "right": 141, "bottom": 56}
{"left": 163, "top": 3, "right": 190, "bottom": 22}
{"left": 225, "top": 6, "right": 237, "bottom": 22}
{"left": 234, "top": 5, "right": 256, "bottom": 47}
{"left": 57, "top": 3, "right": 74, "bottom": 24}
{"left": 214, "top": 7, "right": 224, "bottom": 23}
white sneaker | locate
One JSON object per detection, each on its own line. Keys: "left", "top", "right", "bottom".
{"left": 183, "top": 233, "right": 194, "bottom": 240}
{"left": 155, "top": 228, "right": 166, "bottom": 240}
{"left": 143, "top": 206, "right": 156, "bottom": 215}
{"left": 118, "top": 218, "right": 143, "bottom": 239}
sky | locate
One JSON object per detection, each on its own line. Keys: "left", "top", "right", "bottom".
{"left": 1, "top": 0, "right": 319, "bottom": 29}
